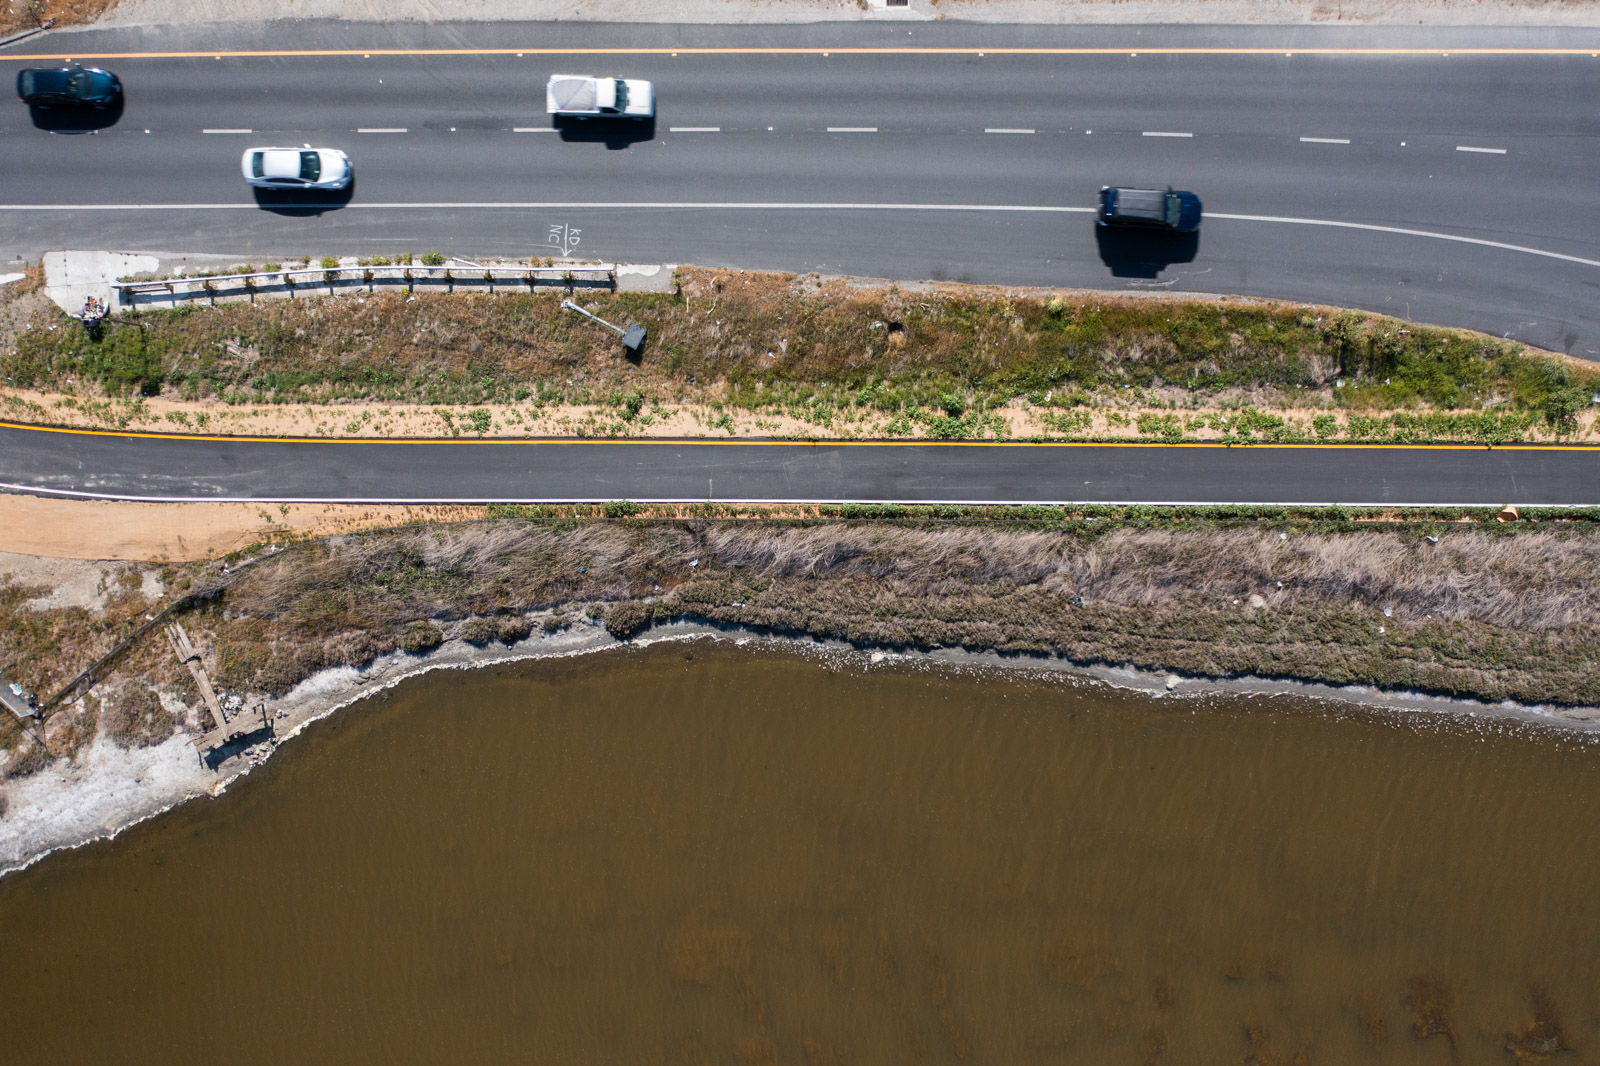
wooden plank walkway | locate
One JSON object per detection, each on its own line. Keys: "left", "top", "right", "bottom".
{"left": 166, "top": 622, "right": 270, "bottom": 755}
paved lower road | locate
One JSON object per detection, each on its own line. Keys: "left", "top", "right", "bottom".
{"left": 2, "top": 425, "right": 1595, "bottom": 506}
{"left": 4, "top": 22, "right": 1600, "bottom": 356}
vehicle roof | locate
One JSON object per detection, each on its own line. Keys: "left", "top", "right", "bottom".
{"left": 1109, "top": 187, "right": 1169, "bottom": 221}
{"left": 548, "top": 75, "right": 598, "bottom": 110}
{"left": 259, "top": 149, "right": 306, "bottom": 179}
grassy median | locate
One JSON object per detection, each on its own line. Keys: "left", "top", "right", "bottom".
{"left": 4, "top": 267, "right": 1597, "bottom": 443}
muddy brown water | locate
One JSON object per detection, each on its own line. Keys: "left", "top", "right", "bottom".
{"left": 1, "top": 642, "right": 1597, "bottom": 1064}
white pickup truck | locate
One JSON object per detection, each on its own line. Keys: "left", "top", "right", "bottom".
{"left": 545, "top": 75, "right": 655, "bottom": 120}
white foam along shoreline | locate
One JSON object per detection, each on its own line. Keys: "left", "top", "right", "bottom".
{"left": 3, "top": 618, "right": 1597, "bottom": 880}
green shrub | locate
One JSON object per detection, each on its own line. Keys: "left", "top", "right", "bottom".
{"left": 398, "top": 621, "right": 443, "bottom": 654}
{"left": 603, "top": 601, "right": 654, "bottom": 639}
{"left": 369, "top": 255, "right": 392, "bottom": 266}
{"left": 497, "top": 617, "right": 533, "bottom": 644}
{"left": 319, "top": 256, "right": 339, "bottom": 269}
{"left": 460, "top": 618, "right": 499, "bottom": 645}
{"left": 420, "top": 251, "right": 446, "bottom": 266}
{"left": 1312, "top": 413, "right": 1338, "bottom": 439}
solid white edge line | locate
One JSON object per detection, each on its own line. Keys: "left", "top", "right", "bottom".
{"left": 826, "top": 126, "right": 877, "bottom": 132}
{"left": 984, "top": 128, "right": 1035, "bottom": 134}
{"left": 1456, "top": 145, "right": 1508, "bottom": 154}
{"left": 512, "top": 126, "right": 555, "bottom": 132}
{"left": 1207, "top": 211, "right": 1600, "bottom": 269}
{"left": 201, "top": 128, "right": 252, "bottom": 134}
{"left": 1142, "top": 131, "right": 1193, "bottom": 137}
{"left": 669, "top": 126, "right": 721, "bottom": 132}
{"left": 1299, "top": 136, "right": 1350, "bottom": 144}
{"left": 1, "top": 484, "right": 1585, "bottom": 508}
{"left": 356, "top": 127, "right": 407, "bottom": 133}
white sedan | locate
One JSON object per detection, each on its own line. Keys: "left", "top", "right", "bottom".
{"left": 241, "top": 146, "right": 352, "bottom": 190}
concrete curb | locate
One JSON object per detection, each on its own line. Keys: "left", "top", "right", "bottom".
{"left": 0, "top": 25, "right": 49, "bottom": 50}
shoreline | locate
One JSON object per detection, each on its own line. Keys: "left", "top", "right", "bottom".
{"left": 4, "top": 617, "right": 1596, "bottom": 881}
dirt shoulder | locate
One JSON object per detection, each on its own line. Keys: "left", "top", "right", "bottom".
{"left": 0, "top": 493, "right": 489, "bottom": 561}
{"left": 79, "top": 0, "right": 1600, "bottom": 30}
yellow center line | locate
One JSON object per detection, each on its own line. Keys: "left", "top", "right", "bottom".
{"left": 3, "top": 421, "right": 1596, "bottom": 451}
{"left": 2, "top": 47, "right": 1598, "bottom": 61}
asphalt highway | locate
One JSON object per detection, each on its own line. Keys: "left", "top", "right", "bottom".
{"left": 2, "top": 424, "right": 1595, "bottom": 506}
{"left": 4, "top": 21, "right": 1600, "bottom": 357}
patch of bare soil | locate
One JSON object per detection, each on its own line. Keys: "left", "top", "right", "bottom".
{"left": 0, "top": 493, "right": 489, "bottom": 561}
{"left": 0, "top": 0, "right": 118, "bottom": 36}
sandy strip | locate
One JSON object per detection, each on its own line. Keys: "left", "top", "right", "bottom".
{"left": 0, "top": 493, "right": 490, "bottom": 561}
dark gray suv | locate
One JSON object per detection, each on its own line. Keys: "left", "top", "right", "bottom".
{"left": 1096, "top": 186, "right": 1202, "bottom": 233}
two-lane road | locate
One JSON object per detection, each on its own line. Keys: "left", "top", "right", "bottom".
{"left": 2, "top": 424, "right": 1595, "bottom": 506}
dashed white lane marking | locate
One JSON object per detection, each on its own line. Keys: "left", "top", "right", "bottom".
{"left": 1457, "top": 145, "right": 1507, "bottom": 154}
{"left": 827, "top": 126, "right": 877, "bottom": 132}
{"left": 984, "top": 128, "right": 1035, "bottom": 134}
{"left": 357, "top": 127, "right": 407, "bottom": 133}
{"left": 201, "top": 128, "right": 252, "bottom": 134}
{"left": 513, "top": 126, "right": 555, "bottom": 132}
{"left": 669, "top": 126, "right": 721, "bottom": 132}
{"left": 1142, "top": 131, "right": 1193, "bottom": 137}
{"left": 1300, "top": 136, "right": 1350, "bottom": 144}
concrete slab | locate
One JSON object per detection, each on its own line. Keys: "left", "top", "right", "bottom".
{"left": 617, "top": 263, "right": 676, "bottom": 294}
{"left": 0, "top": 273, "right": 27, "bottom": 287}
{"left": 43, "top": 251, "right": 158, "bottom": 317}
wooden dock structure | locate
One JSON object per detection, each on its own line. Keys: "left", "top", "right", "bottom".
{"left": 165, "top": 622, "right": 269, "bottom": 756}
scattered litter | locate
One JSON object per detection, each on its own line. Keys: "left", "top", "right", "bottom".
{"left": 1379, "top": 625, "right": 1385, "bottom": 634}
{"left": 1425, "top": 534, "right": 1439, "bottom": 544}
{"left": 689, "top": 559, "right": 699, "bottom": 567}
{"left": 1383, "top": 606, "right": 1393, "bottom": 617}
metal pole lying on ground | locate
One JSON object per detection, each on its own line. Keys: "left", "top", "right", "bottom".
{"left": 561, "top": 298, "right": 647, "bottom": 353}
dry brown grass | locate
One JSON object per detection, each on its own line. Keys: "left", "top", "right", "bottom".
{"left": 8, "top": 516, "right": 1595, "bottom": 777}
{"left": 184, "top": 520, "right": 1600, "bottom": 707}
{"left": 0, "top": 0, "right": 117, "bottom": 35}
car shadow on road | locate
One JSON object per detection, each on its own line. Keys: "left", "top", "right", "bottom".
{"left": 253, "top": 179, "right": 356, "bottom": 216}
{"left": 28, "top": 97, "right": 124, "bottom": 133}
{"left": 1094, "top": 225, "right": 1200, "bottom": 279}
{"left": 554, "top": 114, "right": 655, "bottom": 149}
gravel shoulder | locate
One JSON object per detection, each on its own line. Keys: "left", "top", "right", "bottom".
{"left": 86, "top": 0, "right": 1600, "bottom": 29}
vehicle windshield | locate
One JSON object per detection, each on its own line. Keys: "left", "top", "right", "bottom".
{"left": 299, "top": 151, "right": 322, "bottom": 181}
{"left": 251, "top": 152, "right": 265, "bottom": 178}
{"left": 1165, "top": 193, "right": 1181, "bottom": 226}
{"left": 614, "top": 79, "right": 628, "bottom": 111}
{"left": 67, "top": 70, "right": 91, "bottom": 98}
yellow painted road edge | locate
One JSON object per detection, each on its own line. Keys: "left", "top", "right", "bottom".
{"left": 3, "top": 420, "right": 1596, "bottom": 451}
{"left": 4, "top": 47, "right": 1600, "bottom": 61}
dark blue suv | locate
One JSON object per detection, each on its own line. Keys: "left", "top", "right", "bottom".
{"left": 16, "top": 65, "right": 122, "bottom": 108}
{"left": 1096, "top": 186, "right": 1202, "bottom": 233}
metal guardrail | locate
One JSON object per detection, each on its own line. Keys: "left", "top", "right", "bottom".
{"left": 110, "top": 263, "right": 617, "bottom": 302}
